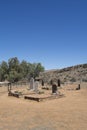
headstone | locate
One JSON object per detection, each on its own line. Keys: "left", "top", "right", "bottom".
{"left": 30, "top": 78, "right": 34, "bottom": 90}
{"left": 42, "top": 80, "right": 44, "bottom": 86}
{"left": 50, "top": 80, "right": 53, "bottom": 85}
{"left": 76, "top": 84, "right": 80, "bottom": 90}
{"left": 34, "top": 81, "right": 39, "bottom": 92}
{"left": 8, "top": 82, "right": 12, "bottom": 92}
{"left": 52, "top": 83, "right": 58, "bottom": 94}
{"left": 58, "top": 79, "right": 60, "bottom": 87}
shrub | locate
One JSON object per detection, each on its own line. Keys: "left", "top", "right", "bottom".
{"left": 70, "top": 77, "right": 76, "bottom": 82}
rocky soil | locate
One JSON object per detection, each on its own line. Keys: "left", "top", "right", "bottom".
{"left": 39, "top": 63, "right": 87, "bottom": 84}
{"left": 0, "top": 83, "right": 87, "bottom": 130}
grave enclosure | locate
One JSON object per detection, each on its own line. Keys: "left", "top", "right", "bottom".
{"left": 8, "top": 78, "right": 64, "bottom": 102}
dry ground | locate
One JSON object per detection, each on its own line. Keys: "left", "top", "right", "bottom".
{"left": 0, "top": 83, "right": 87, "bottom": 130}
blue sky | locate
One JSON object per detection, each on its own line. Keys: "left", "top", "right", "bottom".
{"left": 0, "top": 0, "right": 87, "bottom": 70}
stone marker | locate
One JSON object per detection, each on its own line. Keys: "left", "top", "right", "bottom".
{"left": 76, "top": 84, "right": 80, "bottom": 90}
{"left": 30, "top": 77, "right": 34, "bottom": 90}
{"left": 42, "top": 80, "right": 44, "bottom": 86}
{"left": 58, "top": 79, "right": 60, "bottom": 87}
{"left": 34, "top": 81, "right": 39, "bottom": 92}
{"left": 8, "top": 82, "right": 12, "bottom": 92}
{"left": 50, "top": 80, "right": 53, "bottom": 85}
{"left": 52, "top": 83, "right": 58, "bottom": 94}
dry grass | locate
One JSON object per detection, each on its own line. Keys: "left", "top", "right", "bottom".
{"left": 0, "top": 83, "right": 87, "bottom": 130}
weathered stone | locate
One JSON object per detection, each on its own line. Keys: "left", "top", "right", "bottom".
{"left": 30, "top": 77, "right": 34, "bottom": 89}
{"left": 34, "top": 81, "right": 39, "bottom": 92}
{"left": 42, "top": 80, "right": 44, "bottom": 86}
{"left": 52, "top": 83, "right": 58, "bottom": 94}
{"left": 58, "top": 79, "right": 60, "bottom": 87}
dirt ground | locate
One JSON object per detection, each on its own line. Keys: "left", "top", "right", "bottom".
{"left": 0, "top": 83, "right": 87, "bottom": 130}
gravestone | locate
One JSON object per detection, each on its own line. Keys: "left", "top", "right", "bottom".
{"left": 76, "top": 84, "right": 80, "bottom": 90}
{"left": 34, "top": 81, "right": 39, "bottom": 93}
{"left": 30, "top": 77, "right": 34, "bottom": 90}
{"left": 52, "top": 83, "right": 58, "bottom": 94}
{"left": 57, "top": 79, "right": 60, "bottom": 87}
{"left": 42, "top": 80, "right": 44, "bottom": 86}
{"left": 8, "top": 82, "right": 12, "bottom": 92}
{"left": 50, "top": 80, "right": 53, "bottom": 85}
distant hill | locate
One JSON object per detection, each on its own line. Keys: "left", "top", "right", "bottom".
{"left": 39, "top": 63, "right": 87, "bottom": 84}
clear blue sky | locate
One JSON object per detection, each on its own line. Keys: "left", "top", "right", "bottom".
{"left": 0, "top": 0, "right": 87, "bottom": 70}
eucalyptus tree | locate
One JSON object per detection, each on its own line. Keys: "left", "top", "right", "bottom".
{"left": 0, "top": 61, "right": 8, "bottom": 81}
